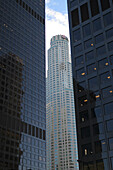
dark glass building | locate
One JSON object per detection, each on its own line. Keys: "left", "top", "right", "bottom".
{"left": 67, "top": 0, "right": 113, "bottom": 169}
{"left": 0, "top": 0, "right": 46, "bottom": 170}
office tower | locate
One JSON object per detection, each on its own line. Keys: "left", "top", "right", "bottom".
{"left": 0, "top": 0, "right": 46, "bottom": 169}
{"left": 46, "top": 35, "right": 78, "bottom": 170}
{"left": 67, "top": 0, "right": 113, "bottom": 169}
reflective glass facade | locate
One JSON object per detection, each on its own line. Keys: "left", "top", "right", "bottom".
{"left": 68, "top": 0, "right": 113, "bottom": 170}
{"left": 0, "top": 0, "right": 46, "bottom": 169}
{"left": 46, "top": 35, "right": 78, "bottom": 170}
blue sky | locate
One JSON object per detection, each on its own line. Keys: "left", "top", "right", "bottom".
{"left": 45, "top": 0, "right": 69, "bottom": 51}
{"left": 46, "top": 0, "right": 68, "bottom": 15}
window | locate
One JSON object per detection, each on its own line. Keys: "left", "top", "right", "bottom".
{"left": 80, "top": 110, "right": 89, "bottom": 122}
{"left": 84, "top": 39, "right": 93, "bottom": 49}
{"left": 93, "top": 18, "right": 102, "bottom": 32}
{"left": 106, "top": 28, "right": 113, "bottom": 39}
{"left": 109, "top": 138, "right": 113, "bottom": 150}
{"left": 95, "top": 141, "right": 102, "bottom": 153}
{"left": 73, "top": 29, "right": 81, "bottom": 42}
{"left": 93, "top": 123, "right": 104, "bottom": 135}
{"left": 85, "top": 50, "right": 94, "bottom": 61}
{"left": 90, "top": 0, "right": 99, "bottom": 17}
{"left": 83, "top": 23, "right": 91, "bottom": 37}
{"left": 88, "top": 77, "right": 98, "bottom": 90}
{"left": 76, "top": 68, "right": 85, "bottom": 79}
{"left": 74, "top": 44, "right": 83, "bottom": 54}
{"left": 100, "top": 0, "right": 110, "bottom": 11}
{"left": 98, "top": 58, "right": 109, "bottom": 69}
{"left": 80, "top": 3, "right": 89, "bottom": 22}
{"left": 77, "top": 81, "right": 86, "bottom": 92}
{"left": 96, "top": 159, "right": 108, "bottom": 170}
{"left": 95, "top": 34, "right": 104, "bottom": 44}
{"left": 100, "top": 72, "right": 111, "bottom": 84}
{"left": 104, "top": 102, "right": 113, "bottom": 115}
{"left": 108, "top": 41, "right": 113, "bottom": 51}
{"left": 111, "top": 157, "right": 113, "bottom": 169}
{"left": 87, "top": 63, "right": 96, "bottom": 74}
{"left": 91, "top": 107, "right": 102, "bottom": 118}
{"left": 78, "top": 95, "right": 88, "bottom": 107}
{"left": 110, "top": 55, "right": 113, "bottom": 65}
{"left": 81, "top": 126, "right": 90, "bottom": 138}
{"left": 82, "top": 143, "right": 92, "bottom": 156}
{"left": 97, "top": 45, "right": 106, "bottom": 57}
{"left": 102, "top": 87, "right": 113, "bottom": 98}
{"left": 71, "top": 9, "right": 79, "bottom": 27}
{"left": 106, "top": 119, "right": 113, "bottom": 132}
{"left": 75, "top": 55, "right": 84, "bottom": 66}
{"left": 104, "top": 12, "right": 113, "bottom": 27}
{"left": 90, "top": 91, "right": 100, "bottom": 103}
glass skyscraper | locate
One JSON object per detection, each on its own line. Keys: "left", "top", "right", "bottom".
{"left": 46, "top": 35, "right": 78, "bottom": 170}
{"left": 68, "top": 0, "right": 113, "bottom": 169}
{"left": 0, "top": 0, "right": 46, "bottom": 169}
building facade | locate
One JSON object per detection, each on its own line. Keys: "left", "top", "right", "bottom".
{"left": 67, "top": 0, "right": 113, "bottom": 169}
{"left": 0, "top": 0, "right": 46, "bottom": 169}
{"left": 46, "top": 35, "right": 78, "bottom": 170}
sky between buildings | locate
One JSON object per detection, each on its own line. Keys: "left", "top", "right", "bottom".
{"left": 45, "top": 0, "right": 70, "bottom": 72}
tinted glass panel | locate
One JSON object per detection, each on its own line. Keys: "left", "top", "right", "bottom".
{"left": 85, "top": 51, "right": 94, "bottom": 61}
{"left": 81, "top": 126, "right": 90, "bottom": 138}
{"left": 71, "top": 8, "right": 79, "bottom": 27}
{"left": 73, "top": 29, "right": 81, "bottom": 42}
{"left": 106, "top": 28, "right": 113, "bottom": 39}
{"left": 88, "top": 77, "right": 98, "bottom": 90}
{"left": 76, "top": 68, "right": 85, "bottom": 79}
{"left": 93, "top": 18, "right": 102, "bottom": 32}
{"left": 75, "top": 55, "right": 84, "bottom": 66}
{"left": 111, "top": 157, "right": 113, "bottom": 169}
{"left": 109, "top": 138, "right": 113, "bottom": 150}
{"left": 100, "top": 72, "right": 111, "bottom": 84}
{"left": 87, "top": 63, "right": 97, "bottom": 74}
{"left": 77, "top": 81, "right": 86, "bottom": 92}
{"left": 100, "top": 0, "right": 110, "bottom": 11}
{"left": 104, "top": 12, "right": 113, "bottom": 27}
{"left": 97, "top": 45, "right": 106, "bottom": 57}
{"left": 80, "top": 110, "right": 89, "bottom": 122}
{"left": 93, "top": 123, "right": 104, "bottom": 135}
{"left": 95, "top": 34, "right": 104, "bottom": 44}
{"left": 110, "top": 55, "right": 113, "bottom": 65}
{"left": 102, "top": 87, "right": 113, "bottom": 98}
{"left": 83, "top": 23, "right": 91, "bottom": 37}
{"left": 108, "top": 41, "right": 113, "bottom": 51}
{"left": 107, "top": 119, "right": 113, "bottom": 132}
{"left": 80, "top": 3, "right": 89, "bottom": 22}
{"left": 91, "top": 107, "right": 102, "bottom": 118}
{"left": 84, "top": 39, "right": 93, "bottom": 49}
{"left": 104, "top": 102, "right": 113, "bottom": 114}
{"left": 74, "top": 44, "right": 83, "bottom": 54}
{"left": 82, "top": 143, "right": 92, "bottom": 156}
{"left": 90, "top": 0, "right": 99, "bottom": 17}
{"left": 98, "top": 58, "right": 109, "bottom": 69}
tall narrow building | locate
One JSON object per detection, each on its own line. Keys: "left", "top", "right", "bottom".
{"left": 46, "top": 35, "right": 78, "bottom": 170}
{"left": 0, "top": 0, "right": 46, "bottom": 169}
{"left": 68, "top": 0, "right": 113, "bottom": 169}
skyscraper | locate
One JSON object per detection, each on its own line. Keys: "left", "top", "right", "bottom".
{"left": 46, "top": 35, "right": 78, "bottom": 170}
{"left": 68, "top": 0, "right": 113, "bottom": 169}
{"left": 0, "top": 0, "right": 46, "bottom": 169}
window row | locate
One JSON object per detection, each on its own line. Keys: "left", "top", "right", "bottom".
{"left": 79, "top": 102, "right": 113, "bottom": 122}
{"left": 0, "top": 114, "right": 46, "bottom": 140}
{"left": 71, "top": 0, "right": 111, "bottom": 27}
{"left": 16, "top": 0, "right": 45, "bottom": 25}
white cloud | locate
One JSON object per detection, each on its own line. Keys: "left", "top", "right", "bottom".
{"left": 45, "top": 0, "right": 50, "bottom": 4}
{"left": 45, "top": 7, "right": 70, "bottom": 75}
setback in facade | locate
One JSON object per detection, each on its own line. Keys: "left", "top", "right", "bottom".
{"left": 46, "top": 35, "right": 78, "bottom": 170}
{"left": 0, "top": 0, "right": 46, "bottom": 169}
{"left": 68, "top": 0, "right": 113, "bottom": 170}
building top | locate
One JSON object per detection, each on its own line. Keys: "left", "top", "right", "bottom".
{"left": 50, "top": 35, "right": 68, "bottom": 46}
